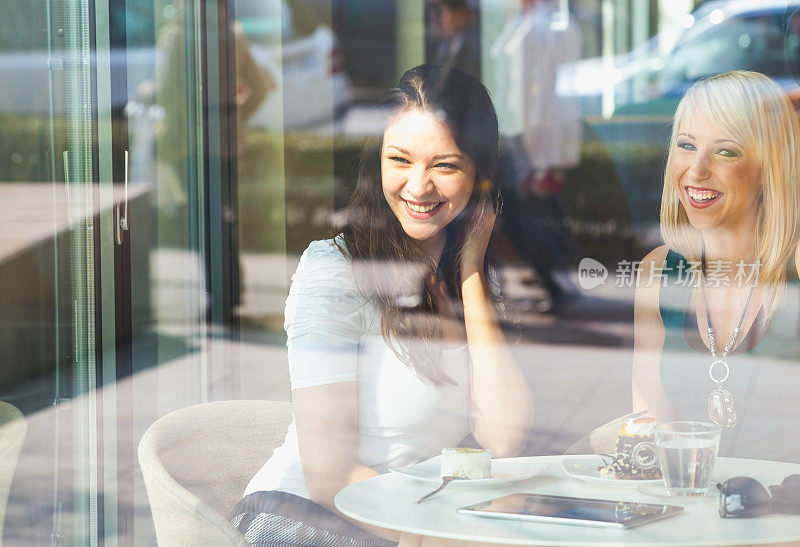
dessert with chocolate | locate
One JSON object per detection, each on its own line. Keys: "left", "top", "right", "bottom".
{"left": 599, "top": 417, "right": 662, "bottom": 480}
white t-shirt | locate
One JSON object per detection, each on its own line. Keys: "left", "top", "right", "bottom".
{"left": 245, "top": 238, "right": 472, "bottom": 499}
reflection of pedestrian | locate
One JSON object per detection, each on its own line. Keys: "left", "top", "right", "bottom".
{"left": 231, "top": 22, "right": 275, "bottom": 308}
{"left": 516, "top": 0, "right": 581, "bottom": 179}
{"left": 233, "top": 22, "right": 275, "bottom": 156}
{"left": 156, "top": 12, "right": 275, "bottom": 197}
{"left": 156, "top": 6, "right": 274, "bottom": 310}
{"left": 431, "top": 0, "right": 481, "bottom": 80}
{"left": 489, "top": 0, "right": 581, "bottom": 312}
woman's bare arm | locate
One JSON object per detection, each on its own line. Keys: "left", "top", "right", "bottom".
{"left": 293, "top": 383, "right": 397, "bottom": 540}
{"left": 460, "top": 214, "right": 534, "bottom": 457}
{"left": 284, "top": 243, "right": 397, "bottom": 540}
{"left": 632, "top": 245, "right": 679, "bottom": 421}
{"left": 294, "top": 383, "right": 372, "bottom": 506}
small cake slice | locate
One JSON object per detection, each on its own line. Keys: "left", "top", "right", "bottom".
{"left": 440, "top": 447, "right": 491, "bottom": 479}
{"left": 599, "top": 417, "right": 662, "bottom": 480}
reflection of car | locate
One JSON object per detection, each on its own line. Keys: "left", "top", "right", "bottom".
{"left": 236, "top": 0, "right": 351, "bottom": 129}
{"left": 568, "top": 0, "right": 800, "bottom": 118}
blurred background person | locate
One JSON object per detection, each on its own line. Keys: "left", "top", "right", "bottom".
{"left": 430, "top": 0, "right": 481, "bottom": 81}
{"left": 154, "top": 4, "right": 274, "bottom": 208}
{"left": 489, "top": 0, "right": 581, "bottom": 312}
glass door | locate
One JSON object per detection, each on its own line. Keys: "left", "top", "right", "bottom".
{"left": 100, "top": 0, "right": 217, "bottom": 543}
{"left": 121, "top": 1, "right": 211, "bottom": 539}
{"left": 0, "top": 0, "right": 103, "bottom": 543}
{"left": 0, "top": 0, "right": 222, "bottom": 543}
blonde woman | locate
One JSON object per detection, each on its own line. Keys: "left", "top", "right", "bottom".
{"left": 633, "top": 71, "right": 800, "bottom": 461}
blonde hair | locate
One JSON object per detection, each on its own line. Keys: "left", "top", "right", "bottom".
{"left": 660, "top": 71, "right": 800, "bottom": 319}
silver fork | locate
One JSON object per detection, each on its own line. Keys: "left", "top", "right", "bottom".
{"left": 415, "top": 476, "right": 457, "bottom": 504}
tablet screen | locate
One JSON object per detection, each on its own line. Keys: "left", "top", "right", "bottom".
{"left": 458, "top": 494, "right": 683, "bottom": 529}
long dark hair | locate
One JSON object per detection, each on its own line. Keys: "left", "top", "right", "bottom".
{"left": 339, "top": 65, "right": 500, "bottom": 385}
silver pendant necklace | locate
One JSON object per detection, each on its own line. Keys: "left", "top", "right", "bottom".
{"left": 700, "top": 255, "right": 755, "bottom": 428}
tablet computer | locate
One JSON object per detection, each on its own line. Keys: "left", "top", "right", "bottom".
{"left": 457, "top": 493, "right": 683, "bottom": 529}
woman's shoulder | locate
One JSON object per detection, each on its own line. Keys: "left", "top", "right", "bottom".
{"left": 299, "top": 237, "right": 352, "bottom": 270}
{"left": 641, "top": 245, "right": 696, "bottom": 274}
{"left": 292, "top": 237, "right": 358, "bottom": 291}
{"left": 634, "top": 246, "right": 670, "bottom": 318}
{"left": 303, "top": 237, "right": 351, "bottom": 262}
{"left": 638, "top": 245, "right": 670, "bottom": 276}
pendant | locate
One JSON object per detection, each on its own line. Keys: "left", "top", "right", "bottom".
{"left": 707, "top": 386, "right": 737, "bottom": 428}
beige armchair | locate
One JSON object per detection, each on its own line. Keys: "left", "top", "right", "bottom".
{"left": 0, "top": 401, "right": 26, "bottom": 543}
{"left": 138, "top": 400, "right": 292, "bottom": 546}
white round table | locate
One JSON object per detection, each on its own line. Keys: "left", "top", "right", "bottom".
{"left": 334, "top": 455, "right": 800, "bottom": 546}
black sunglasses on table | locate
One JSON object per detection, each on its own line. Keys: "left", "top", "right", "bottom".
{"left": 717, "top": 475, "right": 800, "bottom": 518}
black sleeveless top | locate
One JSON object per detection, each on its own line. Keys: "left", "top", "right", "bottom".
{"left": 659, "top": 249, "right": 800, "bottom": 463}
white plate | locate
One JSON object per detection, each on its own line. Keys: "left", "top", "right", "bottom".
{"left": 389, "top": 456, "right": 549, "bottom": 488}
{"left": 561, "top": 456, "right": 663, "bottom": 486}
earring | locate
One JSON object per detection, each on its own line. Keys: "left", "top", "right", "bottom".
{"left": 494, "top": 188, "right": 503, "bottom": 216}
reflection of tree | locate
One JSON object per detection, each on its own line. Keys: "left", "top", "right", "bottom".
{"left": 0, "top": 0, "right": 48, "bottom": 50}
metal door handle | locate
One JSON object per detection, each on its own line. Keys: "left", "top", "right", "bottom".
{"left": 115, "top": 150, "right": 129, "bottom": 245}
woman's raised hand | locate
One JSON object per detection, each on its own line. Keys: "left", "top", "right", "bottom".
{"left": 460, "top": 205, "right": 496, "bottom": 277}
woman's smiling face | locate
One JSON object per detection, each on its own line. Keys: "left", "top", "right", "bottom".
{"left": 381, "top": 109, "right": 476, "bottom": 254}
{"left": 671, "top": 108, "right": 762, "bottom": 234}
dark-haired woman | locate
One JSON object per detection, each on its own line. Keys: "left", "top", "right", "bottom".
{"left": 230, "top": 65, "right": 534, "bottom": 546}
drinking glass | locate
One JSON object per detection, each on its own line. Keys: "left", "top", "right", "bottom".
{"left": 654, "top": 421, "right": 721, "bottom": 497}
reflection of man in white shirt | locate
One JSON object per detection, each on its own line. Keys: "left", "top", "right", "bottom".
{"left": 491, "top": 0, "right": 581, "bottom": 185}
{"left": 489, "top": 0, "right": 581, "bottom": 310}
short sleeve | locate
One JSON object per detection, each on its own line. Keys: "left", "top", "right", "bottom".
{"left": 285, "top": 239, "right": 365, "bottom": 390}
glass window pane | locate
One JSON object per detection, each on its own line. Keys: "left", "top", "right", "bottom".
{"left": 3, "top": 1, "right": 800, "bottom": 544}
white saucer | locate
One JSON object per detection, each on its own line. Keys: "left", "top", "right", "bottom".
{"left": 561, "top": 456, "right": 663, "bottom": 486}
{"left": 389, "top": 456, "right": 549, "bottom": 489}
{"left": 638, "top": 482, "right": 718, "bottom": 502}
